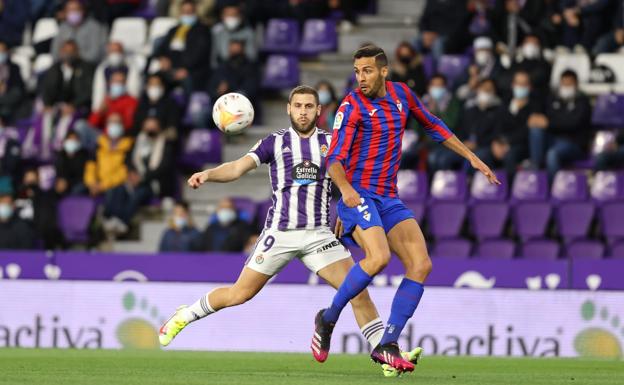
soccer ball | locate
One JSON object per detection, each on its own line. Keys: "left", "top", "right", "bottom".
{"left": 212, "top": 92, "right": 254, "bottom": 134}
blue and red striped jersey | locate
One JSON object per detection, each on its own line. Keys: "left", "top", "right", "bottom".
{"left": 327, "top": 81, "right": 453, "bottom": 198}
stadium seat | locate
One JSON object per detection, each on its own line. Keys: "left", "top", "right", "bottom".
{"left": 33, "top": 54, "right": 54, "bottom": 76}
{"left": 230, "top": 197, "right": 258, "bottom": 224}
{"left": 261, "top": 55, "right": 300, "bottom": 89}
{"left": 591, "top": 130, "right": 618, "bottom": 156}
{"left": 591, "top": 171, "right": 624, "bottom": 204}
{"left": 132, "top": 0, "right": 158, "bottom": 19}
{"left": 565, "top": 240, "right": 605, "bottom": 259}
{"left": 422, "top": 54, "right": 435, "bottom": 79}
{"left": 551, "top": 170, "right": 589, "bottom": 203}
{"left": 595, "top": 54, "right": 624, "bottom": 85}
{"left": 599, "top": 202, "right": 624, "bottom": 244}
{"left": 405, "top": 202, "right": 425, "bottom": 222}
{"left": 511, "top": 170, "right": 549, "bottom": 202}
{"left": 427, "top": 202, "right": 467, "bottom": 238}
{"left": 512, "top": 201, "right": 552, "bottom": 240}
{"left": 610, "top": 241, "right": 624, "bottom": 258}
{"left": 110, "top": 18, "right": 147, "bottom": 53}
{"left": 183, "top": 91, "right": 211, "bottom": 127}
{"left": 32, "top": 18, "right": 58, "bottom": 46}
{"left": 396, "top": 170, "right": 428, "bottom": 202}
{"left": 473, "top": 239, "right": 515, "bottom": 259}
{"left": 262, "top": 19, "right": 300, "bottom": 53}
{"left": 431, "top": 238, "right": 472, "bottom": 258}
{"left": 58, "top": 196, "right": 96, "bottom": 243}
{"left": 401, "top": 129, "right": 418, "bottom": 152}
{"left": 469, "top": 202, "right": 509, "bottom": 240}
{"left": 299, "top": 19, "right": 337, "bottom": 55}
{"left": 430, "top": 170, "right": 467, "bottom": 202}
{"left": 520, "top": 239, "right": 560, "bottom": 260}
{"left": 550, "top": 53, "right": 591, "bottom": 88}
{"left": 11, "top": 54, "right": 32, "bottom": 84}
{"left": 148, "top": 17, "right": 177, "bottom": 51}
{"left": 591, "top": 94, "right": 624, "bottom": 128}
{"left": 180, "top": 129, "right": 222, "bottom": 168}
{"left": 555, "top": 202, "right": 595, "bottom": 242}
{"left": 437, "top": 54, "right": 470, "bottom": 88}
{"left": 470, "top": 170, "right": 508, "bottom": 202}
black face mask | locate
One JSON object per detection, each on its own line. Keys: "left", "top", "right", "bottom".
{"left": 398, "top": 56, "right": 412, "bottom": 65}
{"left": 146, "top": 131, "right": 158, "bottom": 138}
{"left": 229, "top": 54, "right": 246, "bottom": 66}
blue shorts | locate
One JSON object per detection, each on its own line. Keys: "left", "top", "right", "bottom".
{"left": 337, "top": 188, "right": 415, "bottom": 247}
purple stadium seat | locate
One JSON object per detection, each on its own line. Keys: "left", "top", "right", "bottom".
{"left": 473, "top": 239, "right": 515, "bottom": 259}
{"left": 599, "top": 202, "right": 624, "bottom": 244}
{"left": 38, "top": 165, "right": 56, "bottom": 191}
{"left": 520, "top": 239, "right": 561, "bottom": 260}
{"left": 405, "top": 202, "right": 425, "bottom": 222}
{"left": 256, "top": 199, "right": 272, "bottom": 230}
{"left": 610, "top": 241, "right": 624, "bottom": 258}
{"left": 183, "top": 92, "right": 211, "bottom": 127}
{"left": 261, "top": 55, "right": 300, "bottom": 89}
{"left": 591, "top": 171, "right": 624, "bottom": 204}
{"left": 470, "top": 170, "right": 508, "bottom": 202}
{"left": 180, "top": 129, "right": 222, "bottom": 168}
{"left": 230, "top": 197, "right": 258, "bottom": 224}
{"left": 565, "top": 240, "right": 605, "bottom": 259}
{"left": 299, "top": 19, "right": 337, "bottom": 55}
{"left": 591, "top": 94, "right": 624, "bottom": 128}
{"left": 431, "top": 238, "right": 472, "bottom": 258}
{"left": 132, "top": 0, "right": 157, "bottom": 19}
{"left": 555, "top": 202, "right": 595, "bottom": 242}
{"left": 58, "top": 196, "right": 96, "bottom": 243}
{"left": 551, "top": 170, "right": 589, "bottom": 203}
{"left": 422, "top": 54, "right": 435, "bottom": 79}
{"left": 469, "top": 202, "right": 509, "bottom": 240}
{"left": 397, "top": 170, "right": 428, "bottom": 202}
{"left": 427, "top": 202, "right": 467, "bottom": 238}
{"left": 512, "top": 202, "right": 552, "bottom": 240}
{"left": 430, "top": 171, "right": 467, "bottom": 202}
{"left": 511, "top": 170, "right": 549, "bottom": 202}
{"left": 437, "top": 55, "right": 470, "bottom": 87}
{"left": 263, "top": 19, "right": 300, "bottom": 53}
{"left": 591, "top": 131, "right": 618, "bottom": 156}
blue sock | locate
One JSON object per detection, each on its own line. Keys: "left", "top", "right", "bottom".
{"left": 323, "top": 263, "right": 372, "bottom": 323}
{"left": 379, "top": 278, "right": 424, "bottom": 345}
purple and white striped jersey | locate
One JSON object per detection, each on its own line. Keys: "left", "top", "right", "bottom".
{"left": 247, "top": 127, "right": 332, "bottom": 231}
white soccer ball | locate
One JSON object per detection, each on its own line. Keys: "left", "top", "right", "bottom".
{"left": 212, "top": 92, "right": 254, "bottom": 134}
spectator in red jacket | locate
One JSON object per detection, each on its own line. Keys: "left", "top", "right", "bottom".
{"left": 88, "top": 70, "right": 138, "bottom": 133}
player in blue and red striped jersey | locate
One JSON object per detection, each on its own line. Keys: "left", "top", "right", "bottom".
{"left": 310, "top": 45, "right": 500, "bottom": 373}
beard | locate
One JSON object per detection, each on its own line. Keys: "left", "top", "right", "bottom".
{"left": 361, "top": 76, "right": 385, "bottom": 98}
{"left": 290, "top": 116, "right": 316, "bottom": 135}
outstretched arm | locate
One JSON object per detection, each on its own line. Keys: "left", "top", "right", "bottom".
{"left": 187, "top": 155, "right": 258, "bottom": 189}
{"left": 442, "top": 135, "right": 501, "bottom": 185}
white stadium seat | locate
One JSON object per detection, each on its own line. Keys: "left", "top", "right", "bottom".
{"left": 11, "top": 54, "right": 32, "bottom": 83}
{"left": 110, "top": 17, "right": 147, "bottom": 53}
{"left": 32, "top": 18, "right": 59, "bottom": 45}
{"left": 148, "top": 17, "right": 177, "bottom": 47}
{"left": 595, "top": 53, "right": 624, "bottom": 84}
{"left": 33, "top": 54, "right": 54, "bottom": 76}
{"left": 550, "top": 53, "right": 591, "bottom": 88}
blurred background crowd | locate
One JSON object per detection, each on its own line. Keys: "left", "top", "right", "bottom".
{"left": 0, "top": 0, "right": 623, "bottom": 260}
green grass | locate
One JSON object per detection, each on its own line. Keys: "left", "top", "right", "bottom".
{"left": 0, "top": 349, "right": 622, "bottom": 385}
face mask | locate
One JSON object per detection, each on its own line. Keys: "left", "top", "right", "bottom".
{"left": 108, "top": 52, "right": 123, "bottom": 67}
{"left": 174, "top": 216, "right": 187, "bottom": 229}
{"left": 223, "top": 16, "right": 241, "bottom": 30}
{"left": 216, "top": 208, "right": 236, "bottom": 226}
{"left": 107, "top": 122, "right": 124, "bottom": 139}
{"left": 66, "top": 11, "right": 83, "bottom": 26}
{"left": 318, "top": 89, "right": 331, "bottom": 105}
{"left": 513, "top": 86, "right": 530, "bottom": 99}
{"left": 475, "top": 50, "right": 491, "bottom": 66}
{"left": 147, "top": 86, "right": 164, "bottom": 101}
{"left": 0, "top": 203, "right": 13, "bottom": 220}
{"left": 429, "top": 86, "right": 446, "bottom": 101}
{"left": 61, "top": 54, "right": 77, "bottom": 66}
{"left": 398, "top": 55, "right": 412, "bottom": 65}
{"left": 109, "top": 83, "right": 126, "bottom": 99}
{"left": 180, "top": 14, "right": 197, "bottom": 26}
{"left": 559, "top": 85, "right": 576, "bottom": 100}
{"left": 476, "top": 91, "right": 493, "bottom": 106}
{"left": 0, "top": 52, "right": 7, "bottom": 64}
{"left": 145, "top": 130, "right": 158, "bottom": 138}
{"left": 522, "top": 43, "right": 540, "bottom": 59}
{"left": 63, "top": 139, "right": 81, "bottom": 154}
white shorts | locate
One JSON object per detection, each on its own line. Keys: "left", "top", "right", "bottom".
{"left": 246, "top": 227, "right": 351, "bottom": 276}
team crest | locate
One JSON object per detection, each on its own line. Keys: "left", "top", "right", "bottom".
{"left": 333, "top": 111, "right": 344, "bottom": 130}
{"left": 320, "top": 144, "right": 328, "bottom": 157}
{"left": 255, "top": 255, "right": 264, "bottom": 264}
{"left": 396, "top": 100, "right": 402, "bottom": 112}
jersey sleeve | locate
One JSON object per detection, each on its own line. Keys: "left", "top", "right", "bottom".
{"left": 247, "top": 134, "right": 275, "bottom": 166}
{"left": 326, "top": 97, "right": 360, "bottom": 167}
{"left": 403, "top": 83, "right": 453, "bottom": 143}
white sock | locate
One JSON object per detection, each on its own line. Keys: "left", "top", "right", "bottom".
{"left": 361, "top": 317, "right": 384, "bottom": 348}
{"left": 182, "top": 291, "right": 217, "bottom": 323}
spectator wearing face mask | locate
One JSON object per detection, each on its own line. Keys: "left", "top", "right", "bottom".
{"left": 506, "top": 34, "right": 551, "bottom": 103}
{"left": 457, "top": 36, "right": 504, "bottom": 101}
{"left": 315, "top": 80, "right": 338, "bottom": 132}
{"left": 166, "top": 0, "right": 217, "bottom": 25}
{"left": 208, "top": 40, "right": 259, "bottom": 104}
{"left": 0, "top": 116, "right": 21, "bottom": 190}
{"left": 92, "top": 41, "right": 143, "bottom": 112}
{"left": 461, "top": 78, "right": 503, "bottom": 157}
{"left": 88, "top": 70, "right": 138, "bottom": 133}
{"left": 491, "top": 0, "right": 544, "bottom": 58}
{"left": 54, "top": 131, "right": 89, "bottom": 196}
{"left": 51, "top": 0, "right": 108, "bottom": 64}
{"left": 211, "top": 3, "right": 256, "bottom": 68}
{"left": 388, "top": 41, "right": 427, "bottom": 97}
{"left": 199, "top": 197, "right": 253, "bottom": 252}
{"left": 0, "top": 40, "right": 25, "bottom": 123}
{"left": 153, "top": 0, "right": 212, "bottom": 92}
{"left": 84, "top": 113, "right": 134, "bottom": 197}
{"left": 133, "top": 74, "right": 181, "bottom": 137}
{"left": 0, "top": 193, "right": 34, "bottom": 250}
{"left": 159, "top": 201, "right": 202, "bottom": 252}
{"left": 528, "top": 70, "right": 591, "bottom": 178}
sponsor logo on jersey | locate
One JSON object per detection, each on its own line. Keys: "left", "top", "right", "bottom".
{"left": 333, "top": 112, "right": 344, "bottom": 130}
{"left": 320, "top": 144, "right": 328, "bottom": 157}
{"left": 292, "top": 160, "right": 320, "bottom": 185}
{"left": 369, "top": 109, "right": 377, "bottom": 117}
{"left": 316, "top": 240, "right": 341, "bottom": 254}
{"left": 396, "top": 100, "right": 402, "bottom": 112}
{"left": 282, "top": 146, "right": 291, "bottom": 153}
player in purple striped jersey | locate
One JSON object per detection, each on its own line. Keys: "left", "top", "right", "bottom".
{"left": 159, "top": 86, "right": 414, "bottom": 370}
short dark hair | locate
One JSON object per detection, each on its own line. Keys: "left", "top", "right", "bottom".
{"left": 353, "top": 44, "right": 388, "bottom": 67}
{"left": 175, "top": 200, "right": 190, "bottom": 211}
{"left": 288, "top": 85, "right": 319, "bottom": 105}
{"left": 430, "top": 73, "right": 447, "bottom": 85}
{"left": 561, "top": 69, "right": 578, "bottom": 82}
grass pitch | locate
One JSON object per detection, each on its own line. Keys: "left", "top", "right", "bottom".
{"left": 0, "top": 349, "right": 621, "bottom": 385}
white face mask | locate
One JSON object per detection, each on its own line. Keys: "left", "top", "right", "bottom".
{"left": 108, "top": 52, "right": 123, "bottom": 67}
{"left": 476, "top": 91, "right": 493, "bottom": 106}
{"left": 216, "top": 208, "right": 236, "bottom": 226}
{"left": 559, "top": 85, "right": 576, "bottom": 100}
{"left": 0, "top": 203, "right": 13, "bottom": 220}
{"left": 147, "top": 86, "right": 164, "bottom": 101}
{"left": 522, "top": 43, "right": 540, "bottom": 59}
{"left": 318, "top": 89, "right": 331, "bottom": 105}
{"left": 174, "top": 216, "right": 187, "bottom": 229}
{"left": 223, "top": 16, "right": 241, "bottom": 30}
{"left": 107, "top": 122, "right": 124, "bottom": 139}
{"left": 475, "top": 50, "right": 491, "bottom": 66}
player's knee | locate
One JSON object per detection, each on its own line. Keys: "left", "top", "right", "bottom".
{"left": 409, "top": 257, "right": 433, "bottom": 280}
{"left": 367, "top": 253, "right": 390, "bottom": 273}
